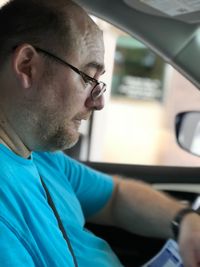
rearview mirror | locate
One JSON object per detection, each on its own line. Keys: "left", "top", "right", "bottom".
{"left": 176, "top": 111, "right": 200, "bottom": 157}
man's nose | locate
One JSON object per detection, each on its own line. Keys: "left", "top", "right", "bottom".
{"left": 85, "top": 94, "right": 105, "bottom": 110}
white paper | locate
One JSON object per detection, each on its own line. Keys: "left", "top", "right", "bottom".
{"left": 140, "top": 0, "right": 200, "bottom": 16}
{"left": 142, "top": 239, "right": 183, "bottom": 267}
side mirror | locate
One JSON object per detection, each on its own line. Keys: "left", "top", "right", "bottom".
{"left": 176, "top": 111, "right": 200, "bottom": 157}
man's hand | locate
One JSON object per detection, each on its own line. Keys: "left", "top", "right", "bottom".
{"left": 178, "top": 213, "right": 200, "bottom": 267}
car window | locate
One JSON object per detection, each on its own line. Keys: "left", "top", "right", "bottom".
{"left": 67, "top": 17, "right": 200, "bottom": 167}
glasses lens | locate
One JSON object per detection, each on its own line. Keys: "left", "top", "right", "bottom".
{"left": 91, "top": 83, "right": 106, "bottom": 100}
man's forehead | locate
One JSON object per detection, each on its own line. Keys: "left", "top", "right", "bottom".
{"left": 67, "top": 8, "right": 105, "bottom": 72}
{"left": 76, "top": 31, "right": 105, "bottom": 72}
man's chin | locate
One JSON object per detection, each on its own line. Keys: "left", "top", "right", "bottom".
{"left": 63, "top": 137, "right": 79, "bottom": 150}
{"left": 58, "top": 131, "right": 80, "bottom": 151}
{"left": 42, "top": 130, "right": 80, "bottom": 152}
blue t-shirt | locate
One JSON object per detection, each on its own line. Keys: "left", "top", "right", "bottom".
{"left": 0, "top": 144, "right": 123, "bottom": 267}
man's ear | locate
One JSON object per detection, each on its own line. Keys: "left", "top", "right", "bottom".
{"left": 12, "top": 44, "right": 38, "bottom": 89}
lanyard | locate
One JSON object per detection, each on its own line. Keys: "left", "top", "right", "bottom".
{"left": 40, "top": 177, "right": 78, "bottom": 267}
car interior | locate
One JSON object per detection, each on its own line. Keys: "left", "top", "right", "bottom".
{"left": 0, "top": 0, "right": 199, "bottom": 266}
{"left": 69, "top": 1, "right": 200, "bottom": 266}
{"left": 69, "top": 0, "right": 200, "bottom": 267}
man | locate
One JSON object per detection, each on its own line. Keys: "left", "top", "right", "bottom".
{"left": 0, "top": 0, "right": 200, "bottom": 266}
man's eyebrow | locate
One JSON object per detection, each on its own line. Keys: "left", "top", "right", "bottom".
{"left": 85, "top": 62, "right": 106, "bottom": 74}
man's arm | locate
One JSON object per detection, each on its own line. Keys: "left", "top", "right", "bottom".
{"left": 89, "top": 176, "right": 200, "bottom": 267}
{"left": 88, "top": 176, "right": 185, "bottom": 238}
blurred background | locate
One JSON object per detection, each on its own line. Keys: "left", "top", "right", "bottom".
{"left": 67, "top": 17, "right": 200, "bottom": 167}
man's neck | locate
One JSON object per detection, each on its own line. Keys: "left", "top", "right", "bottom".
{"left": 0, "top": 119, "right": 31, "bottom": 158}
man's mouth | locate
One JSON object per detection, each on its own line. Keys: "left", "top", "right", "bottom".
{"left": 74, "top": 112, "right": 92, "bottom": 122}
{"left": 72, "top": 112, "right": 92, "bottom": 129}
{"left": 73, "top": 119, "right": 81, "bottom": 128}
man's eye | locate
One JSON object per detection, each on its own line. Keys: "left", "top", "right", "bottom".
{"left": 85, "top": 79, "right": 93, "bottom": 85}
{"left": 81, "top": 74, "right": 94, "bottom": 85}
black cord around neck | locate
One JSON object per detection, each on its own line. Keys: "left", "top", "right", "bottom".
{"left": 40, "top": 177, "right": 78, "bottom": 267}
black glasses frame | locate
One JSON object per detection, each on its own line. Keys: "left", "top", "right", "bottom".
{"left": 34, "top": 46, "right": 106, "bottom": 101}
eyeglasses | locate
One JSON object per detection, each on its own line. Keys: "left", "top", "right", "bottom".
{"left": 34, "top": 46, "right": 106, "bottom": 101}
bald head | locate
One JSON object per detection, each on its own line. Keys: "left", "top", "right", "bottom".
{"left": 0, "top": 0, "right": 102, "bottom": 63}
{"left": 0, "top": 0, "right": 105, "bottom": 153}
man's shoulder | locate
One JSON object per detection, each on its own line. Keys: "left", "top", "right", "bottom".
{"left": 33, "top": 150, "right": 63, "bottom": 160}
{"left": 33, "top": 150, "right": 65, "bottom": 164}
{"left": 33, "top": 150, "right": 77, "bottom": 170}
